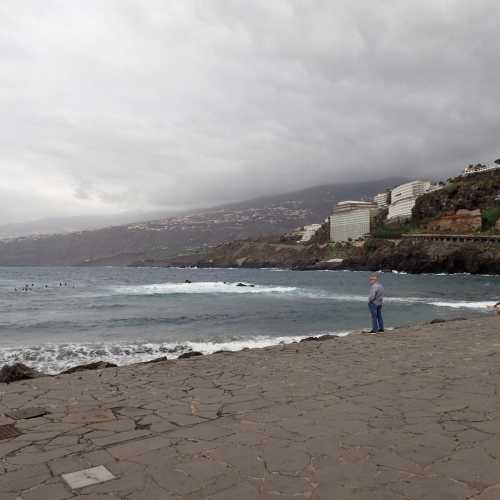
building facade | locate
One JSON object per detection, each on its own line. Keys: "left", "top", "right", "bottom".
{"left": 373, "top": 191, "right": 390, "bottom": 208}
{"left": 330, "top": 201, "right": 379, "bottom": 242}
{"left": 387, "top": 180, "right": 441, "bottom": 221}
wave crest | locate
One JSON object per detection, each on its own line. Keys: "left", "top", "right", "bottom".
{"left": 112, "top": 281, "right": 297, "bottom": 296}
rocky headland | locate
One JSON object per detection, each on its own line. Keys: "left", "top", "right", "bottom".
{"left": 141, "top": 236, "right": 500, "bottom": 275}
{"left": 0, "top": 317, "right": 500, "bottom": 499}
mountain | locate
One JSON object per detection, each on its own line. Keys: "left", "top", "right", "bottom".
{"left": 0, "top": 211, "right": 184, "bottom": 240}
{"left": 0, "top": 177, "right": 405, "bottom": 266}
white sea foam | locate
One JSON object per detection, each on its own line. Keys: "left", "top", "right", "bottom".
{"left": 0, "top": 332, "right": 352, "bottom": 374}
{"left": 109, "top": 282, "right": 495, "bottom": 311}
{"left": 112, "top": 281, "right": 297, "bottom": 296}
{"left": 429, "top": 301, "right": 495, "bottom": 310}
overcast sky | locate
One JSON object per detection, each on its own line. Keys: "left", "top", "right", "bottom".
{"left": 2, "top": 0, "right": 500, "bottom": 223}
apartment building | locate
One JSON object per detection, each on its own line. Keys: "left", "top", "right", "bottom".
{"left": 387, "top": 180, "right": 441, "bottom": 221}
{"left": 330, "top": 201, "right": 379, "bottom": 242}
{"left": 373, "top": 191, "right": 390, "bottom": 208}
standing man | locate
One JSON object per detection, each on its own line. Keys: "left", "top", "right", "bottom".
{"left": 368, "top": 275, "right": 384, "bottom": 333}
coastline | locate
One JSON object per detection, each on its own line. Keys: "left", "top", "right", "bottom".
{"left": 1, "top": 316, "right": 500, "bottom": 498}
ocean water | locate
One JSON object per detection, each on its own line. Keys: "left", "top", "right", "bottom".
{"left": 0, "top": 266, "right": 498, "bottom": 373}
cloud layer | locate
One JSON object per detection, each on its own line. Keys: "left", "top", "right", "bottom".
{"left": 2, "top": 0, "right": 500, "bottom": 222}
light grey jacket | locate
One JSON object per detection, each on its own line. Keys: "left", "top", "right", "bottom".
{"left": 368, "top": 283, "right": 384, "bottom": 306}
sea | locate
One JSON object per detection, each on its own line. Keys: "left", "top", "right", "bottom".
{"left": 0, "top": 266, "right": 498, "bottom": 373}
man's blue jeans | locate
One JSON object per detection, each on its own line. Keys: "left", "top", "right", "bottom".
{"left": 368, "top": 303, "right": 384, "bottom": 332}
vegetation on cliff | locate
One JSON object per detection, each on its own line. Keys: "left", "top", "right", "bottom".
{"left": 413, "top": 169, "right": 500, "bottom": 228}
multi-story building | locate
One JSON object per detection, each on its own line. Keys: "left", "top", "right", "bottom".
{"left": 373, "top": 191, "right": 390, "bottom": 208}
{"left": 330, "top": 201, "right": 379, "bottom": 242}
{"left": 387, "top": 180, "right": 441, "bottom": 221}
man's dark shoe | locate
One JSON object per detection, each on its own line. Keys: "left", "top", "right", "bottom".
{"left": 378, "top": 329, "right": 385, "bottom": 332}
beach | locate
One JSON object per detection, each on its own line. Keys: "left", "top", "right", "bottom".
{"left": 0, "top": 317, "right": 499, "bottom": 499}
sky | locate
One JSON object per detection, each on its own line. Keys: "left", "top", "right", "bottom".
{"left": 1, "top": 0, "right": 500, "bottom": 224}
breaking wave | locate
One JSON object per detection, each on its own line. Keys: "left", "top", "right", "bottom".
{"left": 428, "top": 301, "right": 495, "bottom": 310}
{"left": 112, "top": 281, "right": 297, "bottom": 296}
{"left": 0, "top": 333, "right": 352, "bottom": 374}
{"left": 109, "top": 281, "right": 495, "bottom": 311}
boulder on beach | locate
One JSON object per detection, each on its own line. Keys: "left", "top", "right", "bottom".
{"left": 300, "top": 334, "right": 337, "bottom": 343}
{"left": 142, "top": 357, "right": 168, "bottom": 364}
{"left": 178, "top": 351, "right": 203, "bottom": 359}
{"left": 61, "top": 361, "right": 118, "bottom": 374}
{"left": 0, "top": 363, "right": 42, "bottom": 384}
{"left": 429, "top": 318, "right": 446, "bottom": 324}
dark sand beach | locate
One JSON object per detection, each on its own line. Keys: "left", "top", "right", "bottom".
{"left": 1, "top": 317, "right": 500, "bottom": 499}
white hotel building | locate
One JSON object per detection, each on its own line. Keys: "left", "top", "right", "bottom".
{"left": 330, "top": 201, "right": 379, "bottom": 242}
{"left": 387, "top": 180, "right": 440, "bottom": 221}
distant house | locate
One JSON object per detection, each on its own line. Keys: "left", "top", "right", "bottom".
{"left": 463, "top": 161, "right": 500, "bottom": 176}
{"left": 387, "top": 181, "right": 441, "bottom": 221}
{"left": 330, "top": 201, "right": 379, "bottom": 242}
{"left": 299, "top": 224, "right": 322, "bottom": 243}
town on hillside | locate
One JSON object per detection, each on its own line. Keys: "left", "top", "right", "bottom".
{"left": 294, "top": 159, "right": 500, "bottom": 244}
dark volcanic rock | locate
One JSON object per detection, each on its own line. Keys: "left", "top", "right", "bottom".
{"left": 178, "top": 351, "right": 203, "bottom": 359}
{"left": 142, "top": 357, "right": 168, "bottom": 364}
{"left": 61, "top": 361, "right": 118, "bottom": 374}
{"left": 0, "top": 363, "right": 41, "bottom": 384}
{"left": 343, "top": 239, "right": 500, "bottom": 275}
{"left": 300, "top": 335, "right": 337, "bottom": 343}
{"left": 429, "top": 319, "right": 446, "bottom": 324}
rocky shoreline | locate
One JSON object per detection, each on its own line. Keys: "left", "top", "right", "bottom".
{"left": 0, "top": 316, "right": 500, "bottom": 498}
{"left": 142, "top": 237, "right": 500, "bottom": 275}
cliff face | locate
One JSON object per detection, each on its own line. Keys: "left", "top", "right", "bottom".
{"left": 151, "top": 237, "right": 500, "bottom": 275}
{"left": 140, "top": 240, "right": 332, "bottom": 269}
{"left": 343, "top": 239, "right": 500, "bottom": 274}
{"left": 426, "top": 209, "right": 482, "bottom": 233}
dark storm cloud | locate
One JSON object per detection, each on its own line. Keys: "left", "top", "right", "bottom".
{"left": 1, "top": 0, "right": 500, "bottom": 222}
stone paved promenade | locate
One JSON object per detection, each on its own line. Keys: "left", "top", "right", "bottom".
{"left": 1, "top": 317, "right": 500, "bottom": 499}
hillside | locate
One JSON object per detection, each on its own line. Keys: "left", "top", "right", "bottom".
{"left": 0, "top": 211, "right": 180, "bottom": 240}
{"left": 0, "top": 177, "right": 405, "bottom": 266}
{"left": 413, "top": 169, "right": 500, "bottom": 225}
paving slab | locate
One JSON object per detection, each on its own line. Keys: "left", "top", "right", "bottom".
{"left": 5, "top": 408, "right": 47, "bottom": 420}
{"left": 63, "top": 408, "right": 115, "bottom": 424}
{"left": 62, "top": 465, "right": 116, "bottom": 489}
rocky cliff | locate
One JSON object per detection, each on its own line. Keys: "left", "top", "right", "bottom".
{"left": 343, "top": 238, "right": 500, "bottom": 274}
{"left": 152, "top": 236, "right": 500, "bottom": 275}
{"left": 426, "top": 209, "right": 482, "bottom": 233}
{"left": 137, "top": 239, "right": 333, "bottom": 269}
